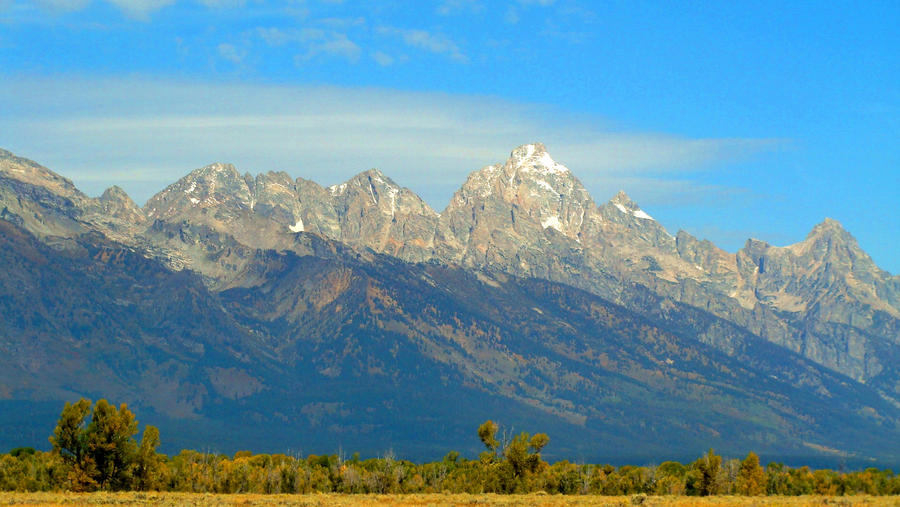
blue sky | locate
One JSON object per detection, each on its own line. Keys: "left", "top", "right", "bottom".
{"left": 1, "top": 0, "right": 898, "bottom": 273}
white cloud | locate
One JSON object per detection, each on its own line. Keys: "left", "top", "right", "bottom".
{"left": 317, "top": 16, "right": 364, "bottom": 28}
{"left": 377, "top": 26, "right": 467, "bottom": 63}
{"left": 34, "top": 0, "right": 91, "bottom": 11}
{"left": 217, "top": 42, "right": 245, "bottom": 64}
{"left": 257, "top": 27, "right": 295, "bottom": 46}
{"left": 437, "top": 0, "right": 482, "bottom": 16}
{"left": 296, "top": 31, "right": 360, "bottom": 62}
{"left": 254, "top": 27, "right": 361, "bottom": 62}
{"left": 104, "top": 0, "right": 175, "bottom": 19}
{"left": 0, "top": 76, "right": 780, "bottom": 209}
{"left": 23, "top": 0, "right": 242, "bottom": 17}
{"left": 372, "top": 50, "right": 394, "bottom": 66}
{"left": 504, "top": 7, "right": 519, "bottom": 24}
{"left": 554, "top": 136, "right": 781, "bottom": 173}
{"left": 299, "top": 27, "right": 325, "bottom": 41}
{"left": 197, "top": 0, "right": 245, "bottom": 6}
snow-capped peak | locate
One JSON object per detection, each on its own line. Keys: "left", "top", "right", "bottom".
{"left": 190, "top": 162, "right": 238, "bottom": 179}
{"left": 610, "top": 190, "right": 654, "bottom": 221}
{"left": 509, "top": 142, "right": 570, "bottom": 176}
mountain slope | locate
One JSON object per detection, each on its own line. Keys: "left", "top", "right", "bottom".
{"left": 2, "top": 146, "right": 900, "bottom": 465}
{"left": 1, "top": 217, "right": 897, "bottom": 464}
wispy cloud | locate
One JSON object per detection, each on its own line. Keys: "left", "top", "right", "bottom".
{"left": 10, "top": 0, "right": 270, "bottom": 19}
{"left": 34, "top": 0, "right": 90, "bottom": 11}
{"left": 504, "top": 7, "right": 519, "bottom": 24}
{"left": 318, "top": 16, "right": 365, "bottom": 28}
{"left": 197, "top": 0, "right": 245, "bottom": 7}
{"left": 0, "top": 77, "right": 781, "bottom": 209}
{"left": 437, "top": 0, "right": 483, "bottom": 16}
{"left": 556, "top": 136, "right": 783, "bottom": 173}
{"left": 377, "top": 26, "right": 467, "bottom": 63}
{"left": 217, "top": 42, "right": 245, "bottom": 64}
{"left": 372, "top": 50, "right": 394, "bottom": 66}
{"left": 295, "top": 30, "right": 360, "bottom": 62}
{"left": 253, "top": 26, "right": 360, "bottom": 62}
{"left": 256, "top": 26, "right": 296, "bottom": 46}
{"left": 104, "top": 0, "right": 175, "bottom": 20}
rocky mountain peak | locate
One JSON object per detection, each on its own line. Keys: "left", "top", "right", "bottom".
{"left": 85, "top": 185, "right": 148, "bottom": 237}
{"left": 450, "top": 143, "right": 587, "bottom": 209}
{"left": 188, "top": 162, "right": 244, "bottom": 186}
{"left": 806, "top": 217, "right": 852, "bottom": 241}
{"left": 144, "top": 162, "right": 255, "bottom": 221}
{"left": 608, "top": 190, "right": 654, "bottom": 221}
{"left": 793, "top": 218, "right": 879, "bottom": 278}
{"left": 501, "top": 143, "right": 589, "bottom": 198}
{"left": 5, "top": 145, "right": 900, "bottom": 418}
{"left": 328, "top": 168, "right": 436, "bottom": 218}
{"left": 437, "top": 142, "right": 598, "bottom": 265}
{"left": 99, "top": 185, "right": 144, "bottom": 221}
{"left": 100, "top": 184, "right": 130, "bottom": 202}
{"left": 330, "top": 168, "right": 395, "bottom": 196}
{"left": 0, "top": 148, "right": 84, "bottom": 201}
{"left": 508, "top": 142, "right": 569, "bottom": 175}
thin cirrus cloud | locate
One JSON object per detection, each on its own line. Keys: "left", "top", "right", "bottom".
{"left": 197, "top": 0, "right": 245, "bottom": 6}
{"left": 105, "top": 0, "right": 175, "bottom": 19}
{"left": 217, "top": 43, "right": 246, "bottom": 64}
{"left": 253, "top": 27, "right": 361, "bottom": 62}
{"left": 436, "top": 0, "right": 483, "bottom": 16}
{"left": 32, "top": 0, "right": 91, "bottom": 11}
{"left": 376, "top": 26, "right": 467, "bottom": 63}
{"left": 16, "top": 0, "right": 236, "bottom": 18}
{"left": 296, "top": 30, "right": 360, "bottom": 62}
{"left": 372, "top": 51, "right": 395, "bottom": 67}
{"left": 1, "top": 76, "right": 781, "bottom": 209}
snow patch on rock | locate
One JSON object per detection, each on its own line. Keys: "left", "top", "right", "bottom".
{"left": 632, "top": 209, "right": 654, "bottom": 220}
{"left": 541, "top": 215, "right": 562, "bottom": 231}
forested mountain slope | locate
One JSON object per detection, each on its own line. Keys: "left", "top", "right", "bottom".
{"left": 1, "top": 147, "right": 899, "bottom": 466}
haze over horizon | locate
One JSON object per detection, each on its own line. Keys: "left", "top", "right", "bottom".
{"left": 1, "top": 1, "right": 898, "bottom": 272}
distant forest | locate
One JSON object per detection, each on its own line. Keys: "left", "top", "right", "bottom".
{"left": 1, "top": 399, "right": 898, "bottom": 496}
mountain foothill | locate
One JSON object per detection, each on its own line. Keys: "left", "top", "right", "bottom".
{"left": 1, "top": 144, "right": 898, "bottom": 467}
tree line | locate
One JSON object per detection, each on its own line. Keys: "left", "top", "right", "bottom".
{"left": 1, "top": 398, "right": 898, "bottom": 495}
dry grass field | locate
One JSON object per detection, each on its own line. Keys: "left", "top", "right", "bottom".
{"left": 0, "top": 493, "right": 897, "bottom": 506}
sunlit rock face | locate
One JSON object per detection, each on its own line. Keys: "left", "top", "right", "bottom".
{"left": 3, "top": 144, "right": 900, "bottom": 410}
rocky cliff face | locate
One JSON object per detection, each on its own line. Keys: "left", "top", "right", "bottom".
{"left": 434, "top": 143, "right": 599, "bottom": 277}
{"left": 3, "top": 144, "right": 900, "bottom": 411}
{"left": 737, "top": 218, "right": 900, "bottom": 324}
{"left": 325, "top": 169, "right": 439, "bottom": 261}
{"left": 2, "top": 213, "right": 898, "bottom": 463}
{"left": 0, "top": 149, "right": 96, "bottom": 239}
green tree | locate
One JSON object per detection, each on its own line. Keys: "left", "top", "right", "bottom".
{"left": 736, "top": 451, "right": 765, "bottom": 495}
{"left": 689, "top": 448, "right": 721, "bottom": 496}
{"left": 477, "top": 421, "right": 500, "bottom": 455}
{"left": 503, "top": 431, "right": 549, "bottom": 478}
{"left": 475, "top": 420, "right": 549, "bottom": 493}
{"left": 134, "top": 425, "right": 165, "bottom": 491}
{"left": 655, "top": 461, "right": 687, "bottom": 495}
{"left": 49, "top": 398, "right": 151, "bottom": 491}
{"left": 85, "top": 399, "right": 139, "bottom": 490}
{"left": 49, "top": 398, "right": 97, "bottom": 491}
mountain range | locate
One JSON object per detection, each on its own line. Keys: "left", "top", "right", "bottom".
{"left": 1, "top": 144, "right": 898, "bottom": 466}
